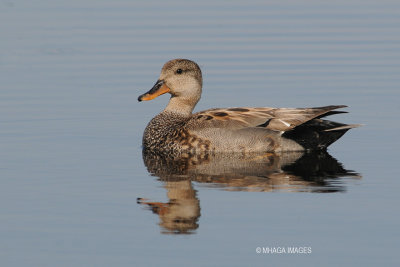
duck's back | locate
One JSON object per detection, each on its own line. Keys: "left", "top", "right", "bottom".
{"left": 142, "top": 106, "right": 359, "bottom": 154}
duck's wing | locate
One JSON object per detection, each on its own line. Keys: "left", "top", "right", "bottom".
{"left": 190, "top": 105, "right": 348, "bottom": 132}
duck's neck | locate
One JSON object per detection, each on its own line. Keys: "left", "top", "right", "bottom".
{"left": 163, "top": 96, "right": 198, "bottom": 117}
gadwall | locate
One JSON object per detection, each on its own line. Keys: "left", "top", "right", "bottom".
{"left": 138, "top": 59, "right": 359, "bottom": 154}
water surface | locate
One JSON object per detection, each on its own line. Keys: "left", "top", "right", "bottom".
{"left": 1, "top": 0, "right": 399, "bottom": 266}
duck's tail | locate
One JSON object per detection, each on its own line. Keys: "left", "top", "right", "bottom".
{"left": 282, "top": 119, "right": 361, "bottom": 150}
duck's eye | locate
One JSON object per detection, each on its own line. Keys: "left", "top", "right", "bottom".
{"left": 176, "top": 69, "right": 183, "bottom": 74}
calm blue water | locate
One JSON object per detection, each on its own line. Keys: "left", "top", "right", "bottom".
{"left": 1, "top": 1, "right": 399, "bottom": 266}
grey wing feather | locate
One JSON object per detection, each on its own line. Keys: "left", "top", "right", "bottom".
{"left": 189, "top": 105, "right": 347, "bottom": 132}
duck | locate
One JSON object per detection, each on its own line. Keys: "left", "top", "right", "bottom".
{"left": 138, "top": 59, "right": 359, "bottom": 155}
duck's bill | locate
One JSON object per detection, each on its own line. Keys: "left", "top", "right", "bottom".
{"left": 138, "top": 80, "right": 170, "bottom": 101}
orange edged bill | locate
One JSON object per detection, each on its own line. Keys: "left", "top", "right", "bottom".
{"left": 138, "top": 80, "right": 170, "bottom": 101}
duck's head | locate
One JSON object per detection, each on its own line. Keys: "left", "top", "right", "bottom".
{"left": 138, "top": 59, "right": 203, "bottom": 114}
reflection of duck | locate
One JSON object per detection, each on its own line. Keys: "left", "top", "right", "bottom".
{"left": 137, "top": 179, "right": 200, "bottom": 235}
{"left": 138, "top": 150, "right": 360, "bottom": 234}
{"left": 141, "top": 149, "right": 359, "bottom": 192}
{"left": 138, "top": 59, "right": 359, "bottom": 154}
